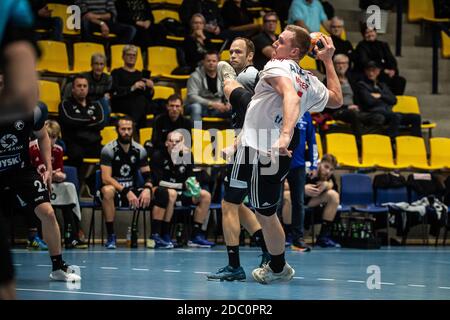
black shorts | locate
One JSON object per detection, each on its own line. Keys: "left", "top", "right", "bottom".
{"left": 223, "top": 147, "right": 251, "bottom": 205}
{"left": 0, "top": 166, "right": 50, "bottom": 212}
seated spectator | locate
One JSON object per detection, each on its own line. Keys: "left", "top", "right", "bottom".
{"left": 149, "top": 94, "right": 192, "bottom": 155}
{"left": 30, "top": 0, "right": 63, "bottom": 41}
{"left": 100, "top": 117, "right": 153, "bottom": 249}
{"left": 288, "top": 0, "right": 330, "bottom": 33}
{"left": 324, "top": 54, "right": 384, "bottom": 138}
{"left": 183, "top": 13, "right": 214, "bottom": 73}
{"left": 111, "top": 45, "right": 154, "bottom": 129}
{"left": 149, "top": 131, "right": 214, "bottom": 248}
{"left": 221, "top": 0, "right": 261, "bottom": 38}
{"left": 252, "top": 12, "right": 279, "bottom": 71}
{"left": 354, "top": 23, "right": 406, "bottom": 95}
{"left": 76, "top": 0, "right": 136, "bottom": 44}
{"left": 356, "top": 61, "right": 421, "bottom": 138}
{"left": 116, "top": 0, "right": 156, "bottom": 50}
{"left": 63, "top": 53, "right": 112, "bottom": 105}
{"left": 29, "top": 120, "right": 88, "bottom": 249}
{"left": 329, "top": 17, "right": 354, "bottom": 60}
{"left": 180, "top": 0, "right": 225, "bottom": 39}
{"left": 186, "top": 51, "right": 231, "bottom": 122}
{"left": 304, "top": 154, "right": 341, "bottom": 248}
{"left": 59, "top": 74, "right": 107, "bottom": 180}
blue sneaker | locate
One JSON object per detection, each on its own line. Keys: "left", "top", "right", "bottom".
{"left": 162, "top": 234, "right": 175, "bottom": 247}
{"left": 188, "top": 234, "right": 215, "bottom": 248}
{"left": 105, "top": 234, "right": 117, "bottom": 249}
{"left": 259, "top": 252, "right": 271, "bottom": 268}
{"left": 150, "top": 233, "right": 173, "bottom": 249}
{"left": 27, "top": 235, "right": 48, "bottom": 251}
{"left": 316, "top": 236, "right": 341, "bottom": 248}
{"left": 207, "top": 265, "right": 246, "bottom": 281}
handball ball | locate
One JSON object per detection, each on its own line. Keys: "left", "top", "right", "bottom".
{"left": 310, "top": 32, "right": 325, "bottom": 51}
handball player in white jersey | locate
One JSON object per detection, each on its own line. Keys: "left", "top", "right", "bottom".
{"left": 217, "top": 25, "right": 343, "bottom": 284}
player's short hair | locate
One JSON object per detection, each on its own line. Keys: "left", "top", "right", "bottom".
{"left": 45, "top": 119, "right": 61, "bottom": 139}
{"left": 233, "top": 37, "right": 255, "bottom": 56}
{"left": 115, "top": 115, "right": 135, "bottom": 131}
{"left": 321, "top": 154, "right": 338, "bottom": 168}
{"left": 285, "top": 25, "right": 311, "bottom": 59}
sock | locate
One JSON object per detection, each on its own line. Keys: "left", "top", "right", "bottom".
{"left": 105, "top": 222, "right": 114, "bottom": 237}
{"left": 319, "top": 220, "right": 333, "bottom": 238}
{"left": 192, "top": 222, "right": 202, "bottom": 238}
{"left": 269, "top": 252, "right": 285, "bottom": 273}
{"left": 253, "top": 229, "right": 268, "bottom": 253}
{"left": 151, "top": 219, "right": 163, "bottom": 236}
{"left": 283, "top": 224, "right": 292, "bottom": 238}
{"left": 227, "top": 246, "right": 240, "bottom": 268}
{"left": 51, "top": 254, "right": 65, "bottom": 271}
{"left": 162, "top": 221, "right": 171, "bottom": 237}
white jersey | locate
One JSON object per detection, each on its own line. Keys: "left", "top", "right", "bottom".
{"left": 241, "top": 59, "right": 328, "bottom": 152}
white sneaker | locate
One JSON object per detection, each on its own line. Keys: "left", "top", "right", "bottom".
{"left": 252, "top": 262, "right": 295, "bottom": 284}
{"left": 217, "top": 61, "right": 237, "bottom": 85}
{"left": 50, "top": 269, "right": 82, "bottom": 282}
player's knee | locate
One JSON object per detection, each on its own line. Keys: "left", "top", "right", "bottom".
{"left": 167, "top": 189, "right": 177, "bottom": 203}
{"left": 200, "top": 190, "right": 211, "bottom": 204}
{"left": 326, "top": 190, "right": 340, "bottom": 204}
{"left": 101, "top": 185, "right": 115, "bottom": 200}
{"left": 35, "top": 203, "right": 56, "bottom": 221}
{"left": 153, "top": 187, "right": 169, "bottom": 208}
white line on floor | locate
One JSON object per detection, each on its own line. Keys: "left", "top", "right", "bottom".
{"left": 100, "top": 267, "right": 118, "bottom": 270}
{"left": 194, "top": 271, "right": 209, "bottom": 274}
{"left": 132, "top": 268, "right": 149, "bottom": 271}
{"left": 408, "top": 284, "right": 426, "bottom": 288}
{"left": 293, "top": 277, "right": 304, "bottom": 279}
{"left": 317, "top": 278, "right": 335, "bottom": 281}
{"left": 163, "top": 270, "right": 181, "bottom": 273}
{"left": 16, "top": 288, "right": 180, "bottom": 300}
{"left": 13, "top": 264, "right": 22, "bottom": 266}
{"left": 347, "top": 280, "right": 365, "bottom": 283}
{"left": 438, "top": 287, "right": 450, "bottom": 290}
{"left": 380, "top": 282, "right": 395, "bottom": 285}
{"left": 36, "top": 264, "right": 51, "bottom": 267}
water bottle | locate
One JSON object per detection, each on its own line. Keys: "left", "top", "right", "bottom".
{"left": 126, "top": 227, "right": 132, "bottom": 247}
{"left": 131, "top": 224, "right": 138, "bottom": 248}
{"left": 65, "top": 224, "right": 72, "bottom": 243}
{"left": 176, "top": 223, "right": 183, "bottom": 246}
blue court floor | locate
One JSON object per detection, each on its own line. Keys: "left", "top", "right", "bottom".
{"left": 12, "top": 246, "right": 450, "bottom": 300}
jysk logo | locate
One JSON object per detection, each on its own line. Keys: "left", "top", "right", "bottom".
{"left": 0, "top": 134, "right": 18, "bottom": 149}
{"left": 14, "top": 120, "right": 25, "bottom": 131}
{"left": 0, "top": 153, "right": 21, "bottom": 171}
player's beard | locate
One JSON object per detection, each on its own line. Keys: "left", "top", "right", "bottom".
{"left": 118, "top": 134, "right": 132, "bottom": 144}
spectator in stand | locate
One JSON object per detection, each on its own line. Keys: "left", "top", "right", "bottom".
{"left": 30, "top": 0, "right": 63, "bottom": 41}
{"left": 76, "top": 0, "right": 136, "bottom": 44}
{"left": 252, "top": 12, "right": 278, "bottom": 71}
{"left": 353, "top": 23, "right": 406, "bottom": 95}
{"left": 305, "top": 154, "right": 341, "bottom": 248}
{"left": 288, "top": 0, "right": 330, "bottom": 33}
{"left": 329, "top": 17, "right": 354, "bottom": 60}
{"left": 323, "top": 54, "right": 384, "bottom": 138}
{"left": 180, "top": 0, "right": 225, "bottom": 39}
{"left": 149, "top": 94, "right": 192, "bottom": 155}
{"left": 356, "top": 61, "right": 421, "bottom": 138}
{"left": 183, "top": 13, "right": 214, "bottom": 73}
{"left": 111, "top": 45, "right": 155, "bottom": 129}
{"left": 221, "top": 0, "right": 261, "bottom": 38}
{"left": 29, "top": 120, "right": 88, "bottom": 249}
{"left": 186, "top": 51, "right": 230, "bottom": 122}
{"left": 59, "top": 74, "right": 107, "bottom": 179}
{"left": 116, "top": 0, "right": 156, "bottom": 50}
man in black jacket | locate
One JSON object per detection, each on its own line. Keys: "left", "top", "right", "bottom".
{"left": 356, "top": 61, "right": 421, "bottom": 138}
{"left": 59, "top": 74, "right": 107, "bottom": 174}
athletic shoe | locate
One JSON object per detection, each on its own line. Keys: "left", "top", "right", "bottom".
{"left": 187, "top": 234, "right": 215, "bottom": 248}
{"left": 291, "top": 239, "right": 312, "bottom": 252}
{"left": 259, "top": 252, "right": 271, "bottom": 268}
{"left": 49, "top": 269, "right": 81, "bottom": 282}
{"left": 316, "top": 236, "right": 341, "bottom": 248}
{"left": 207, "top": 265, "right": 246, "bottom": 282}
{"left": 217, "top": 61, "right": 237, "bottom": 85}
{"left": 162, "top": 234, "right": 174, "bottom": 247}
{"left": 27, "top": 235, "right": 48, "bottom": 251}
{"left": 252, "top": 262, "right": 295, "bottom": 284}
{"left": 105, "top": 234, "right": 117, "bottom": 249}
{"left": 150, "top": 233, "right": 173, "bottom": 249}
{"left": 65, "top": 239, "right": 88, "bottom": 250}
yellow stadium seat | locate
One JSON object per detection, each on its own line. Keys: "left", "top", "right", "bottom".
{"left": 220, "top": 50, "right": 230, "bottom": 61}
{"left": 152, "top": 9, "right": 180, "bottom": 24}
{"left": 315, "top": 133, "right": 323, "bottom": 159}
{"left": 146, "top": 114, "right": 155, "bottom": 120}
{"left": 73, "top": 42, "right": 105, "bottom": 73}
{"left": 166, "top": 0, "right": 183, "bottom": 5}
{"left": 47, "top": 3, "right": 80, "bottom": 36}
{"left": 38, "top": 80, "right": 61, "bottom": 114}
{"left": 147, "top": 0, "right": 165, "bottom": 4}
{"left": 442, "top": 31, "right": 450, "bottom": 58}
{"left": 140, "top": 128, "right": 153, "bottom": 144}
{"left": 408, "top": 0, "right": 435, "bottom": 22}
{"left": 325, "top": 133, "right": 366, "bottom": 168}
{"left": 393, "top": 95, "right": 437, "bottom": 133}
{"left": 101, "top": 126, "right": 118, "bottom": 145}
{"left": 429, "top": 137, "right": 450, "bottom": 169}
{"left": 153, "top": 86, "right": 175, "bottom": 100}
{"left": 181, "top": 87, "right": 187, "bottom": 102}
{"left": 110, "top": 45, "right": 144, "bottom": 71}
{"left": 37, "top": 40, "right": 71, "bottom": 74}
{"left": 147, "top": 46, "right": 189, "bottom": 80}
{"left": 300, "top": 55, "right": 317, "bottom": 70}
{"left": 360, "top": 134, "right": 402, "bottom": 169}
{"left": 395, "top": 136, "right": 441, "bottom": 170}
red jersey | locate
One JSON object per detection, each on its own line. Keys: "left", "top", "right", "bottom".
{"left": 29, "top": 139, "right": 64, "bottom": 174}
